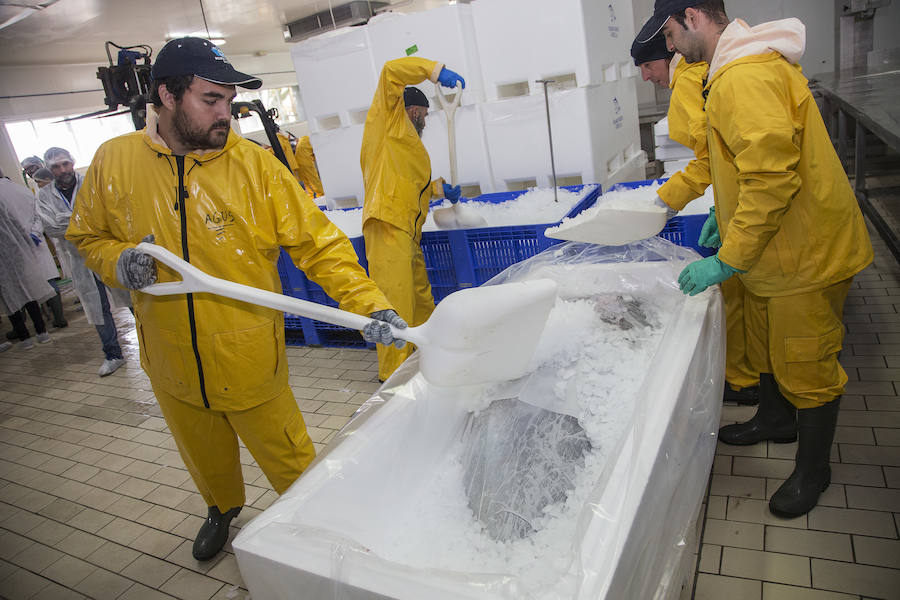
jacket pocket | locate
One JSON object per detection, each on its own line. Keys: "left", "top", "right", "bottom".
{"left": 212, "top": 319, "right": 280, "bottom": 396}
{"left": 784, "top": 326, "right": 844, "bottom": 393}
{"left": 136, "top": 321, "right": 191, "bottom": 395}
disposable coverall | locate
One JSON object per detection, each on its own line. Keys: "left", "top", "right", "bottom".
{"left": 37, "top": 174, "right": 131, "bottom": 326}
{"left": 361, "top": 57, "right": 446, "bottom": 381}
{"left": 703, "top": 19, "right": 873, "bottom": 409}
{"left": 1, "top": 178, "right": 58, "bottom": 283}
{"left": 67, "top": 107, "right": 393, "bottom": 510}
{"left": 658, "top": 55, "right": 759, "bottom": 393}
{"left": 294, "top": 136, "right": 324, "bottom": 198}
{"left": 0, "top": 198, "right": 54, "bottom": 316}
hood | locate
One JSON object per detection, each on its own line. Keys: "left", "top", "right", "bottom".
{"left": 142, "top": 104, "right": 239, "bottom": 159}
{"left": 668, "top": 53, "right": 684, "bottom": 88}
{"left": 709, "top": 18, "right": 806, "bottom": 80}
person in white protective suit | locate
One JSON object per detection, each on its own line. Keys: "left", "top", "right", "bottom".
{"left": 36, "top": 147, "right": 131, "bottom": 376}
{"left": 0, "top": 174, "right": 66, "bottom": 342}
{"left": 0, "top": 174, "right": 55, "bottom": 353}
{"left": 20, "top": 156, "right": 43, "bottom": 196}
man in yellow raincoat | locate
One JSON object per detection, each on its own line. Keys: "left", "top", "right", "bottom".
{"left": 645, "top": 0, "right": 874, "bottom": 517}
{"left": 294, "top": 135, "right": 324, "bottom": 199}
{"left": 67, "top": 37, "right": 407, "bottom": 561}
{"left": 361, "top": 57, "right": 464, "bottom": 381}
{"left": 632, "top": 22, "right": 760, "bottom": 406}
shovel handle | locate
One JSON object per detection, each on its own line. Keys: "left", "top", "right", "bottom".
{"left": 136, "top": 243, "right": 422, "bottom": 344}
{"left": 434, "top": 82, "right": 461, "bottom": 186}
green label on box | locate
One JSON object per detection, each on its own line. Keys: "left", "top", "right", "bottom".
{"left": 405, "top": 44, "right": 418, "bottom": 56}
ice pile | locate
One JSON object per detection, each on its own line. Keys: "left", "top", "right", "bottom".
{"left": 362, "top": 262, "right": 682, "bottom": 594}
{"left": 318, "top": 186, "right": 596, "bottom": 237}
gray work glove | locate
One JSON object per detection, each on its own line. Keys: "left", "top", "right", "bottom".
{"left": 654, "top": 195, "right": 678, "bottom": 220}
{"left": 116, "top": 234, "right": 158, "bottom": 290}
{"left": 363, "top": 309, "right": 407, "bottom": 348}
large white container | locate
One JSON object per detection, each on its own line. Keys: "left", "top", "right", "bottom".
{"left": 472, "top": 0, "right": 635, "bottom": 100}
{"left": 234, "top": 240, "right": 724, "bottom": 600}
{"left": 368, "top": 4, "right": 485, "bottom": 106}
{"left": 290, "top": 27, "right": 378, "bottom": 134}
{"left": 481, "top": 78, "right": 643, "bottom": 190}
{"left": 309, "top": 124, "right": 365, "bottom": 207}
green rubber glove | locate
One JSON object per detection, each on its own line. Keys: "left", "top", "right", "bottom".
{"left": 678, "top": 254, "right": 740, "bottom": 296}
{"left": 698, "top": 206, "right": 721, "bottom": 248}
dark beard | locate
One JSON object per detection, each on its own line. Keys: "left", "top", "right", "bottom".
{"left": 55, "top": 172, "right": 76, "bottom": 190}
{"left": 412, "top": 115, "right": 425, "bottom": 137}
{"left": 173, "top": 106, "right": 230, "bottom": 151}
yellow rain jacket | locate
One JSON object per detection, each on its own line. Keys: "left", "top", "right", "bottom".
{"left": 657, "top": 55, "right": 710, "bottom": 210}
{"left": 704, "top": 19, "right": 872, "bottom": 297}
{"left": 275, "top": 131, "right": 301, "bottom": 179}
{"left": 294, "top": 136, "right": 324, "bottom": 198}
{"left": 67, "top": 111, "right": 391, "bottom": 412}
{"left": 361, "top": 56, "right": 445, "bottom": 239}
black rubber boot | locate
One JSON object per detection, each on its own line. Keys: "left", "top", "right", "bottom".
{"left": 46, "top": 292, "right": 68, "bottom": 328}
{"left": 192, "top": 506, "right": 241, "bottom": 560}
{"left": 5, "top": 330, "right": 15, "bottom": 341}
{"left": 723, "top": 383, "right": 760, "bottom": 405}
{"left": 719, "top": 373, "right": 797, "bottom": 445}
{"left": 770, "top": 398, "right": 841, "bottom": 517}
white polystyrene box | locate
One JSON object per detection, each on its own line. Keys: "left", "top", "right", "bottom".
{"left": 420, "top": 103, "right": 495, "bottom": 195}
{"left": 233, "top": 244, "right": 725, "bottom": 600}
{"left": 290, "top": 27, "right": 377, "bottom": 134}
{"left": 309, "top": 124, "right": 365, "bottom": 207}
{"left": 481, "top": 78, "right": 641, "bottom": 190}
{"left": 472, "top": 0, "right": 635, "bottom": 100}
{"left": 368, "top": 5, "right": 485, "bottom": 106}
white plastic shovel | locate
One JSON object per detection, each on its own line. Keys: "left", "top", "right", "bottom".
{"left": 545, "top": 206, "right": 668, "bottom": 246}
{"left": 432, "top": 82, "right": 487, "bottom": 230}
{"left": 136, "top": 243, "right": 557, "bottom": 387}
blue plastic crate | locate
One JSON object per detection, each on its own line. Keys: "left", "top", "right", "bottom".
{"left": 606, "top": 178, "right": 715, "bottom": 256}
{"left": 421, "top": 184, "right": 602, "bottom": 296}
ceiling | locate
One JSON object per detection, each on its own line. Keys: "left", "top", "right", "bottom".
{"left": 0, "top": 0, "right": 377, "bottom": 68}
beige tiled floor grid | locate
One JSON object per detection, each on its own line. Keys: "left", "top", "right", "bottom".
{"left": 1, "top": 226, "right": 898, "bottom": 599}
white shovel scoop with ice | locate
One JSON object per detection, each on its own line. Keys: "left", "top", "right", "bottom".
{"left": 431, "top": 82, "right": 487, "bottom": 230}
{"left": 136, "top": 243, "right": 557, "bottom": 387}
{"left": 545, "top": 201, "right": 668, "bottom": 246}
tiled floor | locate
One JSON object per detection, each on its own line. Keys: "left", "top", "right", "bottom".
{"left": 0, "top": 222, "right": 898, "bottom": 600}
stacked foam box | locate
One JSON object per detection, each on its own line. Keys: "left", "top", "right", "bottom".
{"left": 472, "top": 0, "right": 645, "bottom": 190}
{"left": 653, "top": 116, "right": 694, "bottom": 175}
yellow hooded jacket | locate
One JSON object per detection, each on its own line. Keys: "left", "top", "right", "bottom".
{"left": 704, "top": 19, "right": 872, "bottom": 296}
{"left": 361, "top": 57, "right": 445, "bottom": 240}
{"left": 657, "top": 55, "right": 711, "bottom": 210}
{"left": 67, "top": 112, "right": 391, "bottom": 411}
{"left": 294, "top": 136, "right": 324, "bottom": 198}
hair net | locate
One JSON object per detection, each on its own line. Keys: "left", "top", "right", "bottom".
{"left": 20, "top": 156, "right": 43, "bottom": 169}
{"left": 31, "top": 167, "right": 54, "bottom": 183}
{"left": 43, "top": 147, "right": 74, "bottom": 166}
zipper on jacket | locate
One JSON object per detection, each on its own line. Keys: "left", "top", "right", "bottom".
{"left": 414, "top": 174, "right": 432, "bottom": 234}
{"left": 176, "top": 155, "right": 210, "bottom": 409}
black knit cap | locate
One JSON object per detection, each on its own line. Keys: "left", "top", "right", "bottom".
{"left": 403, "top": 86, "right": 429, "bottom": 108}
{"left": 631, "top": 30, "right": 675, "bottom": 65}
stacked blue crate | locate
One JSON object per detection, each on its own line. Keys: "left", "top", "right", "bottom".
{"left": 420, "top": 184, "right": 603, "bottom": 296}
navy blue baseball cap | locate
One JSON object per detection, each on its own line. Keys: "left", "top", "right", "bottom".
{"left": 636, "top": 0, "right": 699, "bottom": 43}
{"left": 631, "top": 25, "right": 675, "bottom": 65}
{"left": 152, "top": 37, "right": 262, "bottom": 89}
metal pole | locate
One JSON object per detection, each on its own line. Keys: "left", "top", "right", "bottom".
{"left": 536, "top": 79, "right": 558, "bottom": 202}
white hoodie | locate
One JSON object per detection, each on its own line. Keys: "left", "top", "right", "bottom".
{"left": 708, "top": 18, "right": 806, "bottom": 80}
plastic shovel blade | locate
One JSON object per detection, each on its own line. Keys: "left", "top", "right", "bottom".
{"left": 415, "top": 278, "right": 557, "bottom": 386}
{"left": 546, "top": 207, "right": 668, "bottom": 246}
{"left": 433, "top": 203, "right": 487, "bottom": 230}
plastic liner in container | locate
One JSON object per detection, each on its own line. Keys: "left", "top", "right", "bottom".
{"left": 234, "top": 237, "right": 725, "bottom": 600}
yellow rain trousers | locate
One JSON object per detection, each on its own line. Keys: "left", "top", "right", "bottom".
{"left": 67, "top": 108, "right": 392, "bottom": 506}
{"left": 657, "top": 56, "right": 758, "bottom": 391}
{"left": 703, "top": 21, "right": 873, "bottom": 406}
{"left": 361, "top": 56, "right": 446, "bottom": 381}
{"left": 294, "top": 136, "right": 324, "bottom": 198}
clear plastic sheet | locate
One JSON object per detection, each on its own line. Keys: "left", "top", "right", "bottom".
{"left": 234, "top": 237, "right": 724, "bottom": 600}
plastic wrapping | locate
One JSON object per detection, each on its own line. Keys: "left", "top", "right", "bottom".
{"left": 234, "top": 237, "right": 724, "bottom": 600}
